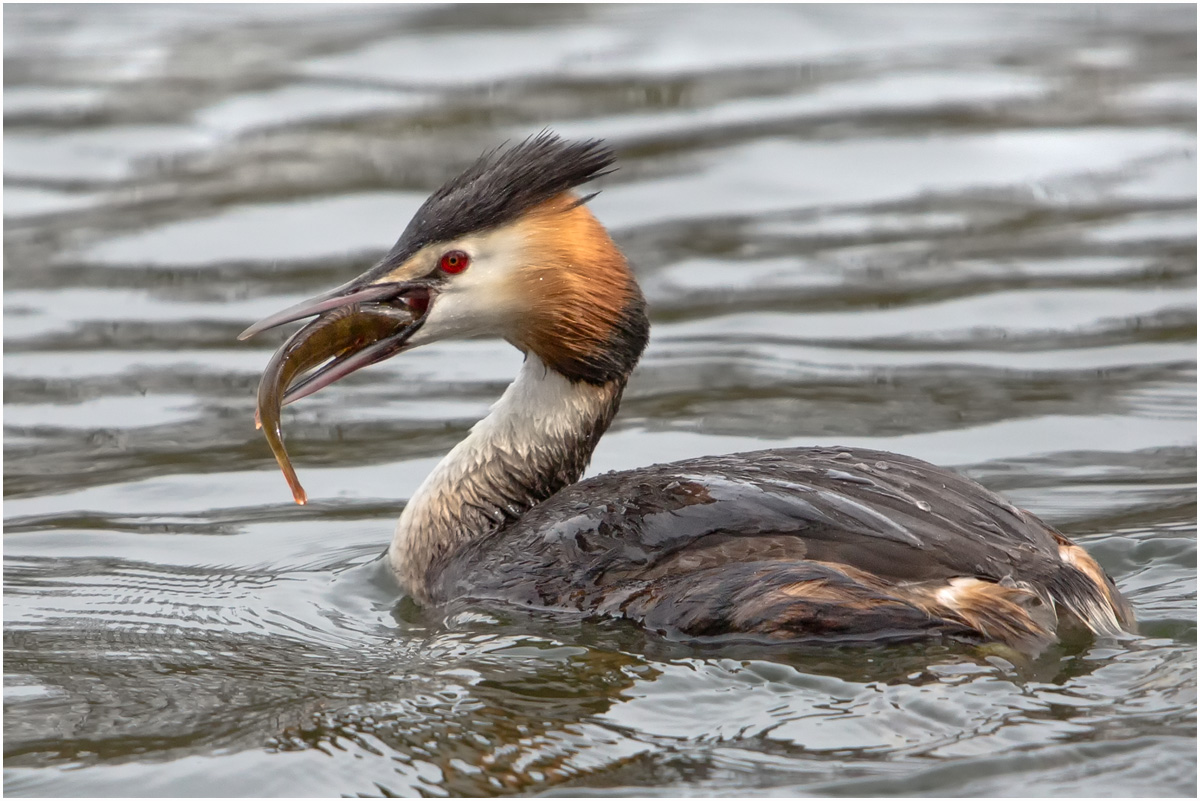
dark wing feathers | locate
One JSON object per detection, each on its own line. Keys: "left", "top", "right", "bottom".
{"left": 439, "top": 446, "right": 1133, "bottom": 649}
{"left": 623, "top": 561, "right": 977, "bottom": 645}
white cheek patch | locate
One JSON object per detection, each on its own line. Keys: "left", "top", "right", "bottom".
{"left": 409, "top": 291, "right": 503, "bottom": 345}
{"left": 410, "top": 226, "right": 531, "bottom": 345}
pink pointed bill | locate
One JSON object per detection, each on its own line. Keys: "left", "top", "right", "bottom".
{"left": 238, "top": 281, "right": 410, "bottom": 341}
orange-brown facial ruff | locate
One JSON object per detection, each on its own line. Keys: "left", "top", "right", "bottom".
{"left": 510, "top": 194, "right": 648, "bottom": 385}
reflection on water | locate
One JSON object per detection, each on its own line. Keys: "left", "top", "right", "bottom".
{"left": 4, "top": 4, "right": 1196, "bottom": 797}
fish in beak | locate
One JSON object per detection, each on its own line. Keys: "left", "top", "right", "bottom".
{"left": 238, "top": 133, "right": 628, "bottom": 504}
{"left": 240, "top": 280, "right": 435, "bottom": 504}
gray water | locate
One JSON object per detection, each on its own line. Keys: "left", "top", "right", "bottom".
{"left": 4, "top": 4, "right": 1196, "bottom": 797}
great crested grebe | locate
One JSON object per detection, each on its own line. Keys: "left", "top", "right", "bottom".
{"left": 241, "top": 133, "right": 1135, "bottom": 652}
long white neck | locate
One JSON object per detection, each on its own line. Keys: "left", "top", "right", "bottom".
{"left": 388, "top": 354, "right": 623, "bottom": 602}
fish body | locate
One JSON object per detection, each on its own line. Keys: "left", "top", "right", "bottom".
{"left": 255, "top": 304, "right": 416, "bottom": 504}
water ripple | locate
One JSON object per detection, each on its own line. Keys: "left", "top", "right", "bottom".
{"left": 4, "top": 4, "right": 1194, "bottom": 797}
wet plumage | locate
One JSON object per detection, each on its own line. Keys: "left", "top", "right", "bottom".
{"left": 243, "top": 132, "right": 1135, "bottom": 653}
{"left": 436, "top": 446, "right": 1132, "bottom": 651}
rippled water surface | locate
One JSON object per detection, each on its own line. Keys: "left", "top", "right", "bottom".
{"left": 4, "top": 4, "right": 1196, "bottom": 796}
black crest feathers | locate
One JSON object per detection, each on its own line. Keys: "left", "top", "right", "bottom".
{"left": 380, "top": 133, "right": 614, "bottom": 267}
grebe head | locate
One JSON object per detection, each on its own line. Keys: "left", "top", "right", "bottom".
{"left": 240, "top": 133, "right": 649, "bottom": 401}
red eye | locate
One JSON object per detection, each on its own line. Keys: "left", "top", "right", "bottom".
{"left": 439, "top": 250, "right": 470, "bottom": 274}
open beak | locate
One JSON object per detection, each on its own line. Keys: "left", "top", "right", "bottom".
{"left": 241, "top": 279, "right": 434, "bottom": 406}
{"left": 239, "top": 278, "right": 421, "bottom": 342}
{"left": 241, "top": 279, "right": 435, "bottom": 504}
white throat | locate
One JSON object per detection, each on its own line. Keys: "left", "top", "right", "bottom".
{"left": 388, "top": 353, "right": 621, "bottom": 601}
